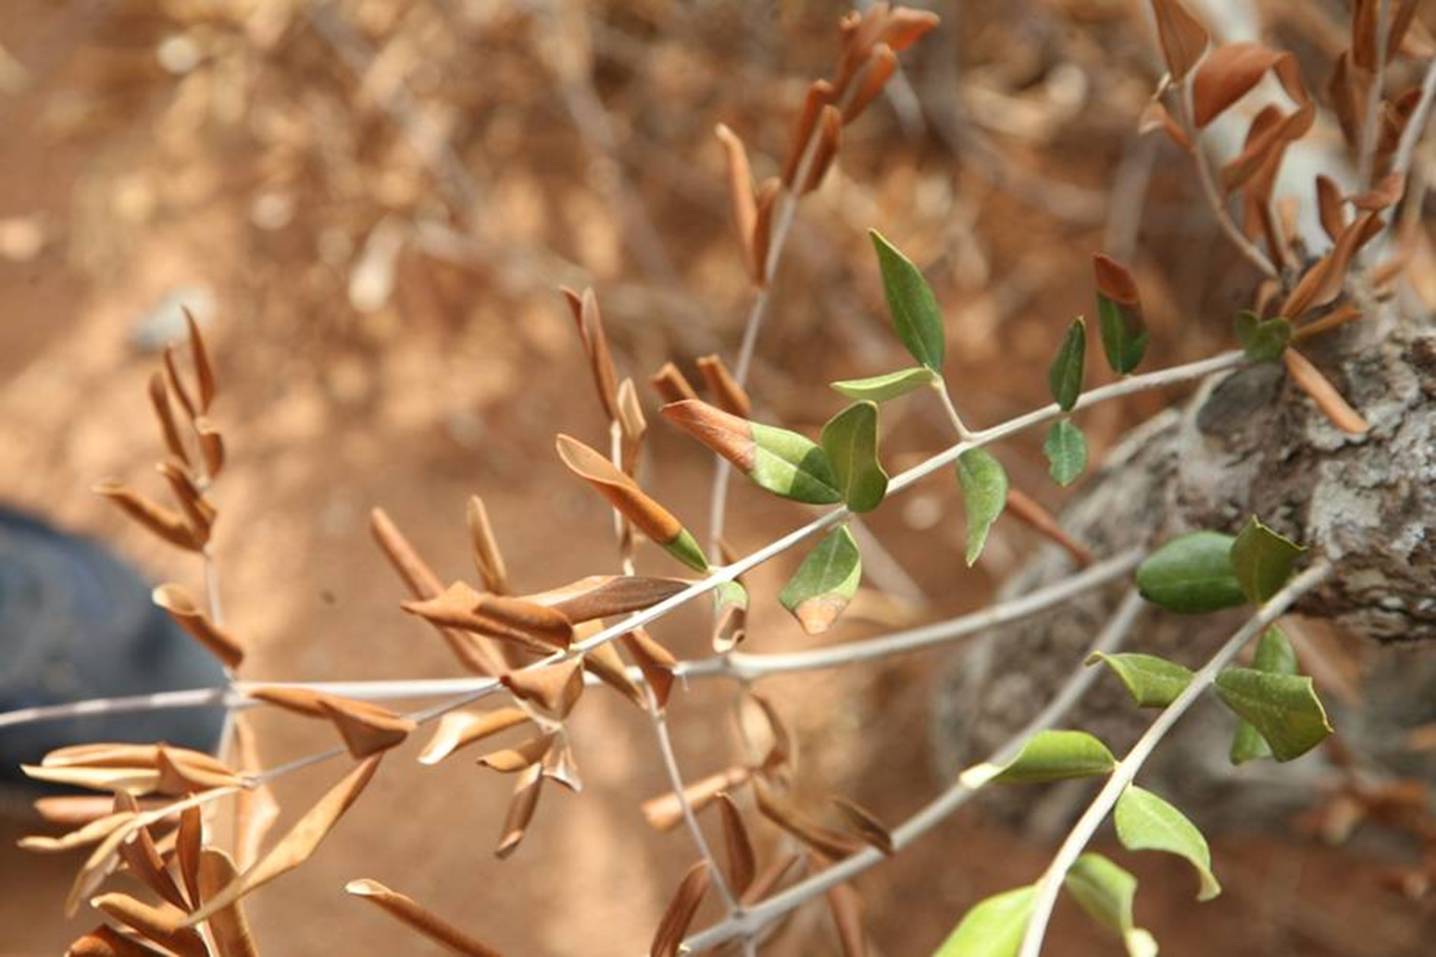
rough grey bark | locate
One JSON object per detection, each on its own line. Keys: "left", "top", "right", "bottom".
{"left": 932, "top": 301, "right": 1436, "bottom": 832}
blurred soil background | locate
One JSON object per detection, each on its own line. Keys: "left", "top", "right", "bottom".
{"left": 0, "top": 0, "right": 1433, "bottom": 954}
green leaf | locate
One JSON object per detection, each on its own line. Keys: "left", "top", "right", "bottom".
{"left": 1043, "top": 419, "right": 1088, "bottom": 487}
{"left": 778, "top": 525, "right": 862, "bottom": 635}
{"left": 957, "top": 448, "right": 1008, "bottom": 566}
{"left": 1064, "top": 853, "right": 1136, "bottom": 936}
{"left": 662, "top": 527, "right": 709, "bottom": 573}
{"left": 976, "top": 730, "right": 1115, "bottom": 786}
{"left": 870, "top": 230, "right": 945, "bottom": 371}
{"left": 1114, "top": 785, "right": 1221, "bottom": 901}
{"left": 830, "top": 367, "right": 938, "bottom": 402}
{"left": 1229, "top": 627, "right": 1297, "bottom": 764}
{"left": 820, "top": 402, "right": 890, "bottom": 513}
{"left": 934, "top": 885, "right": 1036, "bottom": 957}
{"left": 1215, "top": 666, "right": 1332, "bottom": 762}
{"left": 749, "top": 422, "right": 843, "bottom": 505}
{"left": 1234, "top": 311, "right": 1292, "bottom": 363}
{"left": 1093, "top": 254, "right": 1149, "bottom": 375}
{"left": 1048, "top": 317, "right": 1087, "bottom": 411}
{"left": 715, "top": 579, "right": 748, "bottom": 615}
{"left": 1086, "top": 652, "right": 1194, "bottom": 708}
{"left": 1135, "top": 531, "right": 1245, "bottom": 614}
{"left": 1229, "top": 516, "right": 1305, "bottom": 604}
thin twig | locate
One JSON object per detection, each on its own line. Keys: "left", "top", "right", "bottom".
{"left": 1016, "top": 562, "right": 1334, "bottom": 957}
{"left": 681, "top": 589, "right": 1149, "bottom": 951}
{"left": 1390, "top": 55, "right": 1436, "bottom": 189}
{"left": 1357, "top": 0, "right": 1392, "bottom": 188}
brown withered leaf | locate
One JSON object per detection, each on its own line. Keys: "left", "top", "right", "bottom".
{"left": 642, "top": 766, "right": 752, "bottom": 832}
{"left": 1221, "top": 102, "right": 1315, "bottom": 195}
{"left": 1152, "top": 0, "right": 1209, "bottom": 80}
{"left": 1192, "top": 43, "right": 1304, "bottom": 128}
{"left": 478, "top": 734, "right": 556, "bottom": 774}
{"left": 401, "top": 581, "right": 556, "bottom": 654}
{"left": 183, "top": 756, "right": 383, "bottom": 926}
{"left": 1281, "top": 212, "right": 1384, "bottom": 317}
{"left": 1137, "top": 99, "right": 1191, "bottom": 150}
{"left": 660, "top": 399, "right": 756, "bottom": 472}
{"left": 1293, "top": 303, "right": 1365, "bottom": 342}
{"left": 1327, "top": 52, "right": 1370, "bottom": 150}
{"left": 153, "top": 584, "right": 242, "bottom": 670}
{"left": 19, "top": 811, "right": 135, "bottom": 853}
{"left": 42, "top": 743, "right": 230, "bottom": 773}
{"left": 561, "top": 286, "right": 620, "bottom": 422}
{"left": 844, "top": 43, "right": 897, "bottom": 124}
{"left": 419, "top": 708, "right": 532, "bottom": 765}
{"left": 157, "top": 745, "right": 243, "bottom": 795}
{"left": 715, "top": 123, "right": 759, "bottom": 284}
{"left": 751, "top": 177, "right": 782, "bottom": 286}
{"left": 754, "top": 781, "right": 864, "bottom": 860}
{"left": 1283, "top": 349, "right": 1370, "bottom": 434}
{"left": 246, "top": 685, "right": 328, "bottom": 717}
{"left": 501, "top": 659, "right": 584, "bottom": 718}
{"left": 782, "top": 79, "right": 836, "bottom": 186}
{"left": 155, "top": 461, "right": 214, "bottom": 545}
{"left": 466, "top": 495, "right": 509, "bottom": 595}
{"left": 194, "top": 417, "right": 225, "bottom": 478}
{"left": 650, "top": 362, "right": 698, "bottom": 404}
{"left": 197, "top": 848, "right": 260, "bottom": 957}
{"left": 695, "top": 355, "right": 752, "bottom": 418}
{"left": 89, "top": 893, "right": 207, "bottom": 957}
{"left": 1350, "top": 171, "right": 1405, "bottom": 211}
{"left": 177, "top": 805, "right": 202, "bottom": 907}
{"left": 162, "top": 344, "right": 197, "bottom": 421}
{"left": 825, "top": 875, "right": 868, "bottom": 957}
{"left": 22, "top": 764, "right": 161, "bottom": 796}
{"left": 650, "top": 860, "right": 711, "bottom": 957}
{"left": 117, "top": 817, "right": 187, "bottom": 910}
{"left": 580, "top": 627, "right": 644, "bottom": 708}
{"left": 803, "top": 105, "right": 843, "bottom": 194}
{"left": 616, "top": 378, "right": 647, "bottom": 476}
{"left": 474, "top": 594, "right": 573, "bottom": 648}
{"left": 318, "top": 697, "right": 417, "bottom": 758}
{"left": 1003, "top": 488, "right": 1093, "bottom": 567}
{"left": 741, "top": 853, "right": 804, "bottom": 907}
{"left": 94, "top": 481, "right": 199, "bottom": 552}
{"left": 34, "top": 796, "right": 150, "bottom": 828}
{"left": 621, "top": 629, "right": 677, "bottom": 709}
{"left": 1316, "top": 175, "right": 1347, "bottom": 242}
{"left": 346, "top": 879, "right": 501, "bottom": 956}
{"left": 881, "top": 7, "right": 940, "bottom": 52}
{"left": 183, "top": 309, "right": 217, "bottom": 413}
{"left": 555, "top": 434, "right": 684, "bottom": 547}
{"left": 829, "top": 796, "right": 895, "bottom": 855}
{"left": 231, "top": 716, "right": 279, "bottom": 871}
{"left": 523, "top": 575, "right": 688, "bottom": 623}
{"left": 715, "top": 792, "right": 756, "bottom": 896}
{"left": 496, "top": 762, "right": 543, "bottom": 859}
{"left": 370, "top": 508, "right": 507, "bottom": 675}
{"left": 147, "top": 373, "right": 191, "bottom": 469}
{"left": 748, "top": 692, "right": 796, "bottom": 775}
{"left": 67, "top": 925, "right": 168, "bottom": 957}
{"left": 541, "top": 733, "right": 583, "bottom": 793}
{"left": 1352, "top": 0, "right": 1380, "bottom": 70}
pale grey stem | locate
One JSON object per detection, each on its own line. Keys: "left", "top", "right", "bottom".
{"left": 648, "top": 687, "right": 739, "bottom": 912}
{"left": 681, "top": 588, "right": 1149, "bottom": 951}
{"left": 936, "top": 380, "right": 975, "bottom": 440}
{"left": 680, "top": 548, "right": 1142, "bottom": 680}
{"left": 1016, "top": 561, "right": 1334, "bottom": 957}
{"left": 1390, "top": 56, "right": 1436, "bottom": 190}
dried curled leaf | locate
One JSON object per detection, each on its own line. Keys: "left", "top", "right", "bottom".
{"left": 155, "top": 461, "right": 214, "bottom": 545}
{"left": 521, "top": 575, "right": 689, "bottom": 624}
{"left": 318, "top": 697, "right": 417, "bottom": 758}
{"left": 696, "top": 354, "right": 752, "bottom": 418}
{"left": 561, "top": 286, "right": 619, "bottom": 421}
{"left": 622, "top": 628, "right": 677, "bottom": 709}
{"left": 715, "top": 124, "right": 760, "bottom": 284}
{"left": 94, "top": 480, "right": 199, "bottom": 552}
{"left": 642, "top": 766, "right": 752, "bottom": 832}
{"left": 650, "top": 861, "right": 711, "bottom": 957}
{"left": 478, "top": 734, "right": 556, "bottom": 773}
{"left": 803, "top": 105, "right": 843, "bottom": 194}
{"left": 419, "top": 708, "right": 532, "bottom": 765}
{"left": 153, "top": 584, "right": 243, "bottom": 670}
{"left": 715, "top": 793, "right": 756, "bottom": 896}
{"left": 346, "top": 879, "right": 501, "bottom": 956}
{"left": 466, "top": 495, "right": 509, "bottom": 595}
{"left": 402, "top": 581, "right": 566, "bottom": 653}
{"left": 496, "top": 762, "right": 543, "bottom": 859}
{"left": 1151, "top": 0, "right": 1209, "bottom": 80}
{"left": 89, "top": 893, "right": 207, "bottom": 957}
{"left": 1282, "top": 349, "right": 1369, "bottom": 435}
{"left": 830, "top": 796, "right": 895, "bottom": 855}
{"left": 1192, "top": 43, "right": 1305, "bottom": 128}
{"left": 231, "top": 716, "right": 279, "bottom": 871}
{"left": 650, "top": 361, "right": 698, "bottom": 404}
{"left": 147, "top": 372, "right": 191, "bottom": 469}
{"left": 196, "top": 848, "right": 260, "bottom": 957}
{"left": 782, "top": 80, "right": 836, "bottom": 186}
{"left": 67, "top": 925, "right": 168, "bottom": 957}
{"left": 500, "top": 659, "right": 585, "bottom": 718}
{"left": 843, "top": 42, "right": 896, "bottom": 123}
{"left": 754, "top": 782, "right": 865, "bottom": 860}
{"left": 184, "top": 756, "right": 383, "bottom": 926}
{"left": 183, "top": 308, "right": 217, "bottom": 413}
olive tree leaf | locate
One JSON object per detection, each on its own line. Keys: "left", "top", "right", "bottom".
{"left": 1113, "top": 785, "right": 1221, "bottom": 901}
{"left": 1135, "top": 531, "right": 1245, "bottom": 614}
{"left": 820, "top": 401, "right": 889, "bottom": 513}
{"left": 1229, "top": 626, "right": 1298, "bottom": 764}
{"left": 961, "top": 730, "right": 1115, "bottom": 788}
{"left": 1234, "top": 311, "right": 1291, "bottom": 363}
{"left": 1215, "top": 667, "right": 1332, "bottom": 762}
{"left": 934, "top": 885, "right": 1036, "bottom": 957}
{"left": 870, "top": 230, "right": 945, "bottom": 371}
{"left": 1064, "top": 853, "right": 1158, "bottom": 957}
{"left": 1093, "top": 253, "right": 1149, "bottom": 375}
{"left": 778, "top": 526, "right": 862, "bottom": 635}
{"left": 1043, "top": 419, "right": 1088, "bottom": 487}
{"left": 957, "top": 448, "right": 1008, "bottom": 566}
{"left": 1048, "top": 317, "right": 1087, "bottom": 411}
{"left": 1086, "top": 652, "right": 1194, "bottom": 708}
{"left": 1229, "top": 516, "right": 1305, "bottom": 603}
{"left": 830, "top": 367, "right": 937, "bottom": 402}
